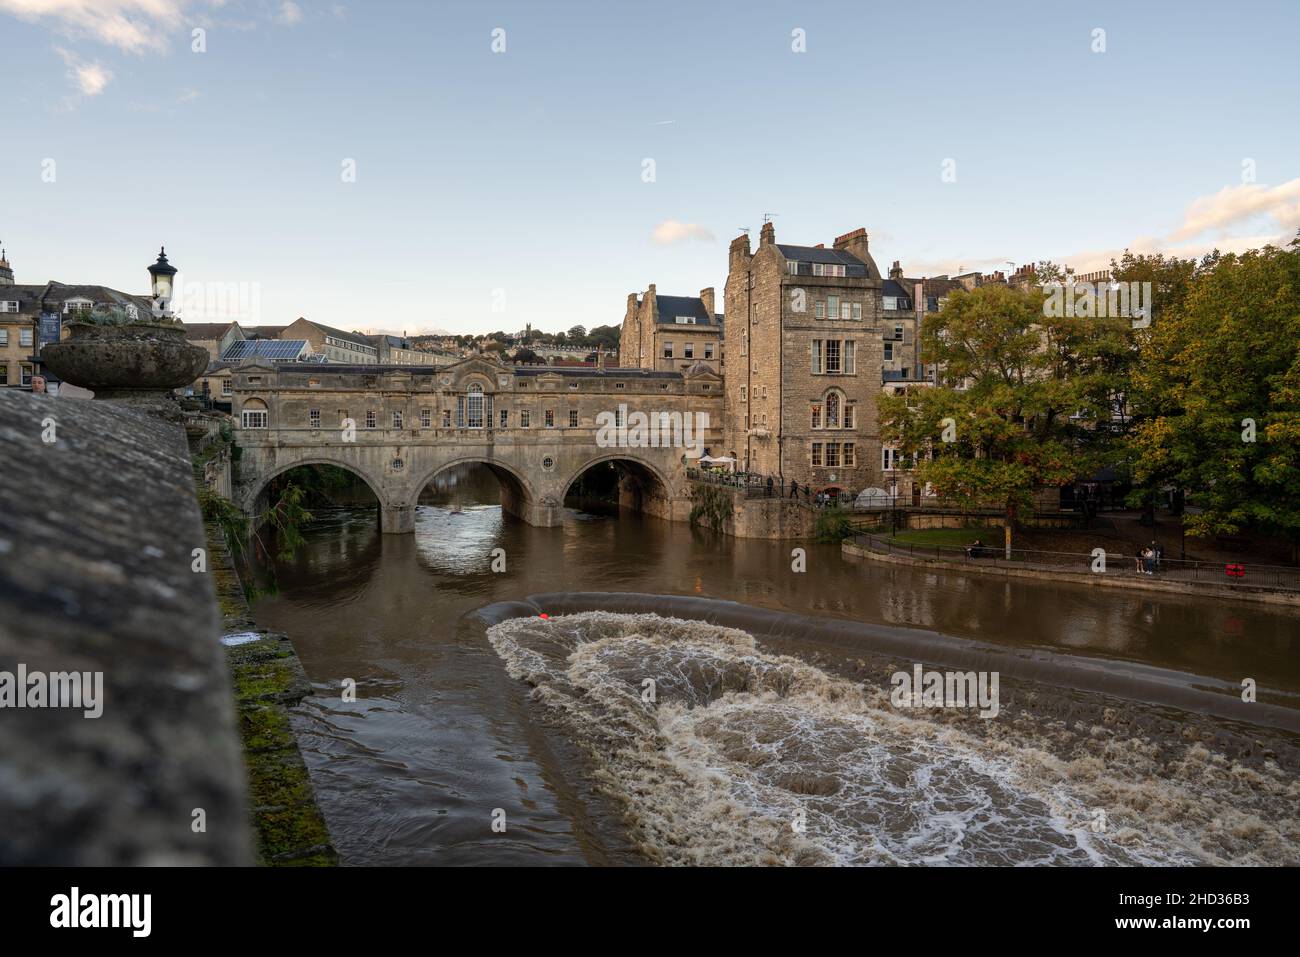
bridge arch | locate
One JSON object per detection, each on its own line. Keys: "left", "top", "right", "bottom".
{"left": 560, "top": 451, "right": 678, "bottom": 518}
{"left": 406, "top": 456, "right": 540, "bottom": 522}
{"left": 240, "top": 456, "right": 389, "bottom": 515}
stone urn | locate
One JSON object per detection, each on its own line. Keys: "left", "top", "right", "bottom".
{"left": 41, "top": 322, "right": 210, "bottom": 417}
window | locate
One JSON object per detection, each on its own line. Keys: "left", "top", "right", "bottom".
{"left": 827, "top": 296, "right": 839, "bottom": 319}
{"left": 741, "top": 331, "right": 747, "bottom": 356}
{"left": 392, "top": 410, "right": 403, "bottom": 429}
{"left": 500, "top": 409, "right": 509, "bottom": 428}
{"left": 684, "top": 343, "right": 694, "bottom": 359}
{"left": 811, "top": 340, "right": 823, "bottom": 374}
{"left": 0, "top": 302, "right": 17, "bottom": 313}
{"left": 811, "top": 442, "right": 823, "bottom": 466}
{"left": 63, "top": 300, "right": 92, "bottom": 315}
{"left": 0, "top": 330, "right": 7, "bottom": 345}
{"left": 365, "top": 410, "right": 377, "bottom": 429}
{"left": 841, "top": 301, "right": 851, "bottom": 321}
{"left": 812, "top": 263, "right": 846, "bottom": 278}
{"left": 704, "top": 343, "right": 714, "bottom": 360}
{"left": 787, "top": 261, "right": 800, "bottom": 275}
{"left": 467, "top": 383, "right": 484, "bottom": 428}
{"left": 20, "top": 363, "right": 33, "bottom": 386}
{"left": 844, "top": 404, "right": 855, "bottom": 429}
{"left": 826, "top": 392, "right": 840, "bottom": 428}
{"left": 615, "top": 407, "right": 624, "bottom": 427}
{"left": 309, "top": 409, "right": 321, "bottom": 429}
{"left": 844, "top": 340, "right": 855, "bottom": 374}
{"left": 852, "top": 302, "right": 862, "bottom": 321}
{"left": 883, "top": 448, "right": 900, "bottom": 471}
{"left": 222, "top": 380, "right": 232, "bottom": 396}
{"left": 19, "top": 328, "right": 33, "bottom": 347}
{"left": 884, "top": 342, "right": 894, "bottom": 361}
{"left": 391, "top": 458, "right": 404, "bottom": 471}
{"left": 242, "top": 409, "right": 267, "bottom": 429}
{"left": 568, "top": 381, "right": 579, "bottom": 390}
{"left": 0, "top": 365, "right": 7, "bottom": 385}
{"left": 825, "top": 339, "right": 841, "bottom": 374}
{"left": 825, "top": 443, "right": 841, "bottom": 468}
{"left": 420, "top": 408, "right": 431, "bottom": 428}
{"left": 674, "top": 316, "right": 696, "bottom": 324}
{"left": 545, "top": 409, "right": 554, "bottom": 428}
{"left": 521, "top": 409, "right": 531, "bottom": 428}
{"left": 811, "top": 403, "right": 821, "bottom": 429}
{"left": 615, "top": 382, "right": 625, "bottom": 389}
{"left": 663, "top": 342, "right": 674, "bottom": 359}
{"left": 569, "top": 410, "right": 578, "bottom": 428}
{"left": 844, "top": 443, "right": 856, "bottom": 467}
{"left": 815, "top": 301, "right": 825, "bottom": 321}
{"left": 740, "top": 386, "right": 748, "bottom": 403}
{"left": 443, "top": 409, "right": 452, "bottom": 427}
{"left": 761, "top": 386, "right": 768, "bottom": 400}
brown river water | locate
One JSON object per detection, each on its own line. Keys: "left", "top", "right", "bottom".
{"left": 249, "top": 465, "right": 1300, "bottom": 866}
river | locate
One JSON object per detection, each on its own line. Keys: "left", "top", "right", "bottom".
{"left": 249, "top": 465, "right": 1300, "bottom": 866}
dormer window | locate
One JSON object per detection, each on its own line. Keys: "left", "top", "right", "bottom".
{"left": 674, "top": 316, "right": 696, "bottom": 324}
{"left": 0, "top": 301, "right": 18, "bottom": 313}
{"left": 64, "top": 299, "right": 93, "bottom": 315}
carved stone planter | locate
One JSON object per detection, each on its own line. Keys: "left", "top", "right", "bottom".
{"left": 41, "top": 322, "right": 210, "bottom": 417}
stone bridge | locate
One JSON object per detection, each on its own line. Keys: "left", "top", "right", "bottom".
{"left": 228, "top": 357, "right": 724, "bottom": 532}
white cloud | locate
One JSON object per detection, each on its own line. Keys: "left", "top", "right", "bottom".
{"left": 1169, "top": 180, "right": 1300, "bottom": 242}
{"left": 0, "top": 0, "right": 188, "bottom": 53}
{"left": 652, "top": 220, "right": 714, "bottom": 245}
{"left": 275, "top": 0, "right": 301, "bottom": 25}
{"left": 905, "top": 178, "right": 1300, "bottom": 279}
{"left": 54, "top": 45, "right": 112, "bottom": 96}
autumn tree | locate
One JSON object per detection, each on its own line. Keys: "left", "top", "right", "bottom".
{"left": 1126, "top": 242, "right": 1300, "bottom": 556}
{"left": 879, "top": 283, "right": 1131, "bottom": 556}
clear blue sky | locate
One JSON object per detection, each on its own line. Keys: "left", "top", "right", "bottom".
{"left": 2, "top": 0, "right": 1298, "bottom": 334}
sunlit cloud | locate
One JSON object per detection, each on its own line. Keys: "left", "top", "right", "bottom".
{"left": 54, "top": 45, "right": 112, "bottom": 96}
{"left": 275, "top": 0, "right": 301, "bottom": 25}
{"left": 652, "top": 220, "right": 714, "bottom": 245}
{"left": 0, "top": 0, "right": 187, "bottom": 53}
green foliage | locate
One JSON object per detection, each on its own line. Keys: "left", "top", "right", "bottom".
{"left": 814, "top": 505, "right": 853, "bottom": 542}
{"left": 1126, "top": 243, "right": 1300, "bottom": 547}
{"left": 258, "top": 483, "right": 315, "bottom": 563}
{"left": 688, "top": 483, "right": 731, "bottom": 532}
{"left": 879, "top": 283, "right": 1130, "bottom": 535}
{"left": 198, "top": 487, "right": 250, "bottom": 557}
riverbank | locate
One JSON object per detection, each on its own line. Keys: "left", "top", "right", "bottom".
{"left": 843, "top": 534, "right": 1300, "bottom": 608}
{"left": 203, "top": 516, "right": 338, "bottom": 866}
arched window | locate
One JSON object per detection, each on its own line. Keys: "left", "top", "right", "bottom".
{"left": 466, "top": 383, "right": 484, "bottom": 428}
{"left": 241, "top": 397, "right": 268, "bottom": 430}
{"left": 825, "top": 391, "right": 840, "bottom": 429}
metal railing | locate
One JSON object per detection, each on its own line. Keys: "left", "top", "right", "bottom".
{"left": 851, "top": 533, "right": 1300, "bottom": 591}
{"left": 686, "top": 468, "right": 855, "bottom": 508}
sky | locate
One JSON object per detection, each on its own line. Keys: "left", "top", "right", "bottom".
{"left": 1, "top": 0, "right": 1298, "bottom": 335}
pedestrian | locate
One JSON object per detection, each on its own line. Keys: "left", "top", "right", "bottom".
{"left": 766, "top": 476, "right": 774, "bottom": 498}
{"left": 790, "top": 478, "right": 798, "bottom": 499}
{"left": 1152, "top": 540, "right": 1164, "bottom": 572}
{"left": 1141, "top": 547, "right": 1154, "bottom": 575}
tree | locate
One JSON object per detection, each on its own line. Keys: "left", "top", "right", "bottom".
{"left": 567, "top": 325, "right": 587, "bottom": 342}
{"left": 513, "top": 346, "right": 539, "bottom": 364}
{"left": 879, "top": 283, "right": 1130, "bottom": 557}
{"left": 1126, "top": 243, "right": 1300, "bottom": 557}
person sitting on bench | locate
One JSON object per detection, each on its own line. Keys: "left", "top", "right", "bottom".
{"left": 965, "top": 538, "right": 986, "bottom": 559}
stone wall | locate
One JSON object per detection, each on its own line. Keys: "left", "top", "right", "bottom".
{"left": 0, "top": 390, "right": 251, "bottom": 864}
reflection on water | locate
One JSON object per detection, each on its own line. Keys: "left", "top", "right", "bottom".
{"left": 250, "top": 464, "right": 1300, "bottom": 865}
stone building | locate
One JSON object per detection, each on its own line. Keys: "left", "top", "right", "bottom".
{"left": 722, "top": 223, "right": 885, "bottom": 495}
{"left": 617, "top": 285, "right": 723, "bottom": 373}
{"left": 280, "top": 317, "right": 379, "bottom": 363}
{"left": 0, "top": 249, "right": 153, "bottom": 390}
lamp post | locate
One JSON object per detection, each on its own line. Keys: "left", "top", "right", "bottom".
{"left": 147, "top": 246, "right": 178, "bottom": 320}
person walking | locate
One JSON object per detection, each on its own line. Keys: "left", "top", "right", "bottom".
{"left": 789, "top": 478, "right": 798, "bottom": 499}
{"left": 766, "top": 476, "right": 774, "bottom": 498}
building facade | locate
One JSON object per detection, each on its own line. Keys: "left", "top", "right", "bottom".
{"left": 618, "top": 285, "right": 723, "bottom": 374}
{"left": 721, "top": 223, "right": 887, "bottom": 495}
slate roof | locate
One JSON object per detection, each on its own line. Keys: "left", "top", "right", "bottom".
{"left": 183, "top": 322, "right": 240, "bottom": 340}
{"left": 0, "top": 282, "right": 152, "bottom": 319}
{"left": 775, "top": 244, "right": 866, "bottom": 268}
{"left": 654, "top": 294, "right": 714, "bottom": 326}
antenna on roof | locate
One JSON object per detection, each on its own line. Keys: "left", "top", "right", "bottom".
{"left": 762, "top": 213, "right": 778, "bottom": 224}
{"left": 738, "top": 227, "right": 749, "bottom": 235}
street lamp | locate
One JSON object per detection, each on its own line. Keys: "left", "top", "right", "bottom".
{"left": 148, "top": 246, "right": 178, "bottom": 320}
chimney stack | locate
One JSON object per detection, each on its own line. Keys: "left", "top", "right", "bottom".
{"left": 832, "top": 227, "right": 870, "bottom": 264}
{"left": 699, "top": 287, "right": 715, "bottom": 319}
{"left": 759, "top": 221, "right": 775, "bottom": 247}
{"left": 888, "top": 260, "right": 903, "bottom": 280}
